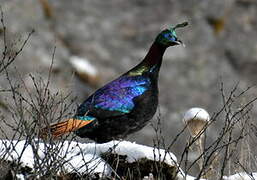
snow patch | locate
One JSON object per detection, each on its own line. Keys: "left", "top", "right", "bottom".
{"left": 224, "top": 172, "right": 257, "bottom": 180}
{"left": 70, "top": 56, "right": 98, "bottom": 76}
{"left": 0, "top": 139, "right": 176, "bottom": 176}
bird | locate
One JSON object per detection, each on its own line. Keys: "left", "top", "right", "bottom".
{"left": 40, "top": 22, "right": 188, "bottom": 143}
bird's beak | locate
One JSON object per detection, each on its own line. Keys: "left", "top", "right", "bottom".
{"left": 175, "top": 39, "right": 185, "bottom": 47}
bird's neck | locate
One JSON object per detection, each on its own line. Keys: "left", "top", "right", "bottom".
{"left": 143, "top": 42, "right": 167, "bottom": 67}
{"left": 128, "top": 42, "right": 167, "bottom": 76}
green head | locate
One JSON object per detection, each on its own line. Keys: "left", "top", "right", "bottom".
{"left": 155, "top": 22, "right": 188, "bottom": 47}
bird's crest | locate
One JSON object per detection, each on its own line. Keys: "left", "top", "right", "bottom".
{"left": 169, "top": 22, "right": 189, "bottom": 39}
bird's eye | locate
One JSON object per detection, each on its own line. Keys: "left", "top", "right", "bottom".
{"left": 164, "top": 33, "right": 176, "bottom": 41}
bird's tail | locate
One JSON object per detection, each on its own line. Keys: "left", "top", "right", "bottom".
{"left": 40, "top": 118, "right": 93, "bottom": 139}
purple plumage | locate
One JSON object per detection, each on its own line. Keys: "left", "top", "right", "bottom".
{"left": 77, "top": 76, "right": 151, "bottom": 115}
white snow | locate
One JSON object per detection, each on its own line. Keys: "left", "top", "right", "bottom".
{"left": 70, "top": 56, "right": 98, "bottom": 76}
{"left": 1, "top": 139, "right": 256, "bottom": 179}
{"left": 177, "top": 172, "right": 257, "bottom": 180}
{"left": 0, "top": 139, "right": 177, "bottom": 177}
{"left": 223, "top": 172, "right": 257, "bottom": 180}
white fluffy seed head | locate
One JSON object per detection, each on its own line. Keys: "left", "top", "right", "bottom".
{"left": 183, "top": 107, "right": 210, "bottom": 137}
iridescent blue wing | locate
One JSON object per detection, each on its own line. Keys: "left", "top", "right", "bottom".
{"left": 77, "top": 75, "right": 151, "bottom": 117}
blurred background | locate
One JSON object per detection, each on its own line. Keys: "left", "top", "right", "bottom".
{"left": 0, "top": 0, "right": 257, "bottom": 175}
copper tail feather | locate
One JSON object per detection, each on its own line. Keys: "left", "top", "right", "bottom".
{"left": 40, "top": 118, "right": 93, "bottom": 139}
